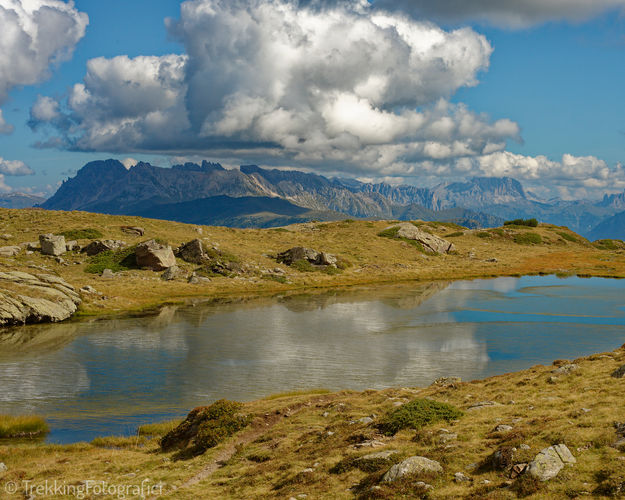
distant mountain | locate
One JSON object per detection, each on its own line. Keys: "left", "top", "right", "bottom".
{"left": 41, "top": 159, "right": 625, "bottom": 236}
{"left": 0, "top": 192, "right": 46, "bottom": 209}
{"left": 588, "top": 210, "right": 625, "bottom": 241}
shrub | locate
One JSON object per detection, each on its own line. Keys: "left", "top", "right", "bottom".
{"left": 84, "top": 245, "right": 138, "bottom": 274}
{"left": 594, "top": 239, "right": 620, "bottom": 250}
{"left": 514, "top": 232, "right": 542, "bottom": 245}
{"left": 446, "top": 231, "right": 464, "bottom": 237}
{"left": 0, "top": 415, "right": 49, "bottom": 438}
{"left": 291, "top": 259, "right": 316, "bottom": 272}
{"left": 504, "top": 218, "right": 538, "bottom": 227}
{"left": 58, "top": 228, "right": 103, "bottom": 240}
{"left": 475, "top": 231, "right": 491, "bottom": 238}
{"left": 556, "top": 231, "right": 578, "bottom": 243}
{"left": 377, "top": 399, "right": 463, "bottom": 436}
{"left": 194, "top": 400, "right": 251, "bottom": 451}
{"left": 490, "top": 228, "right": 505, "bottom": 236}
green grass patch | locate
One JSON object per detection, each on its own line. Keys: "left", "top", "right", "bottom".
{"left": 377, "top": 399, "right": 463, "bottom": 436}
{"left": 0, "top": 415, "right": 49, "bottom": 438}
{"left": 490, "top": 228, "right": 505, "bottom": 236}
{"left": 556, "top": 231, "right": 578, "bottom": 243}
{"left": 504, "top": 218, "right": 538, "bottom": 227}
{"left": 84, "top": 245, "right": 138, "bottom": 274}
{"left": 91, "top": 435, "right": 151, "bottom": 449}
{"left": 514, "top": 232, "right": 542, "bottom": 245}
{"left": 475, "top": 231, "right": 491, "bottom": 239}
{"left": 593, "top": 239, "right": 622, "bottom": 250}
{"left": 58, "top": 228, "right": 103, "bottom": 240}
{"left": 446, "top": 231, "right": 464, "bottom": 238}
{"left": 138, "top": 419, "right": 182, "bottom": 437}
{"left": 263, "top": 388, "right": 331, "bottom": 400}
{"left": 377, "top": 227, "right": 400, "bottom": 239}
{"left": 261, "top": 274, "right": 288, "bottom": 284}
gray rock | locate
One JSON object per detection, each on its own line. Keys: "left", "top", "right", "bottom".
{"left": 357, "top": 450, "right": 399, "bottom": 462}
{"left": 65, "top": 240, "right": 80, "bottom": 252}
{"left": 177, "top": 239, "right": 208, "bottom": 264}
{"left": 613, "top": 438, "right": 625, "bottom": 451}
{"left": 0, "top": 271, "right": 80, "bottom": 325}
{"left": 0, "top": 245, "right": 20, "bottom": 257}
{"left": 438, "top": 433, "right": 457, "bottom": 443}
{"left": 317, "top": 252, "right": 337, "bottom": 267}
{"left": 39, "top": 234, "right": 66, "bottom": 256}
{"left": 353, "top": 440, "right": 385, "bottom": 449}
{"left": 136, "top": 240, "right": 176, "bottom": 271}
{"left": 467, "top": 401, "right": 499, "bottom": 411}
{"left": 80, "top": 285, "right": 101, "bottom": 295}
{"left": 388, "top": 223, "right": 456, "bottom": 254}
{"left": 81, "top": 239, "right": 126, "bottom": 256}
{"left": 188, "top": 272, "right": 211, "bottom": 284}
{"left": 358, "top": 416, "right": 374, "bottom": 424}
{"left": 527, "top": 444, "right": 575, "bottom": 481}
{"left": 494, "top": 425, "right": 514, "bottom": 433}
{"left": 612, "top": 365, "right": 625, "bottom": 378}
{"left": 101, "top": 269, "right": 115, "bottom": 279}
{"left": 120, "top": 226, "right": 144, "bottom": 236}
{"left": 161, "top": 266, "right": 186, "bottom": 281}
{"left": 383, "top": 456, "right": 443, "bottom": 482}
{"left": 454, "top": 472, "right": 471, "bottom": 482}
{"left": 0, "top": 234, "right": 12, "bottom": 240}
{"left": 0, "top": 462, "right": 6, "bottom": 472}
{"left": 26, "top": 241, "right": 39, "bottom": 251}
{"left": 277, "top": 247, "right": 320, "bottom": 265}
{"left": 520, "top": 444, "right": 531, "bottom": 450}
{"left": 551, "top": 364, "right": 579, "bottom": 375}
{"left": 431, "top": 376, "right": 461, "bottom": 387}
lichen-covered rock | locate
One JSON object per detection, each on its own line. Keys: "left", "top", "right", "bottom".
{"left": 387, "top": 223, "right": 456, "bottom": 254}
{"left": 135, "top": 240, "right": 176, "bottom": 271}
{"left": 81, "top": 239, "right": 126, "bottom": 256}
{"left": 0, "top": 271, "right": 81, "bottom": 325}
{"left": 382, "top": 456, "right": 443, "bottom": 482}
{"left": 176, "top": 239, "right": 208, "bottom": 264}
{"left": 39, "top": 234, "right": 66, "bottom": 256}
{"left": 527, "top": 444, "right": 575, "bottom": 481}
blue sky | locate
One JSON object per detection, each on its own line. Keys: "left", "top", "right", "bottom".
{"left": 1, "top": 0, "right": 625, "bottom": 199}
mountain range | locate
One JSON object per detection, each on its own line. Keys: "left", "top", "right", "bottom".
{"left": 39, "top": 159, "right": 625, "bottom": 239}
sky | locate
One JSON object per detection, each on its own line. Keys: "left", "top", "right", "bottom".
{"left": 1, "top": 0, "right": 625, "bottom": 200}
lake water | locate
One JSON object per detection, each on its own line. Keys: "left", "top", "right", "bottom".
{"left": 1, "top": 275, "right": 624, "bottom": 444}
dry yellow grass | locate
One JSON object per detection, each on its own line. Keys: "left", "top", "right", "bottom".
{"left": 0, "top": 208, "right": 622, "bottom": 318}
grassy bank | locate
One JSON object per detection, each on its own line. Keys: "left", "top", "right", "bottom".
{"left": 0, "top": 415, "right": 48, "bottom": 439}
{"left": 2, "top": 347, "right": 625, "bottom": 498}
{"left": 0, "top": 208, "right": 623, "bottom": 319}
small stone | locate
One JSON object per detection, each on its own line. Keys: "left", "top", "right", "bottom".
{"left": 520, "top": 444, "right": 531, "bottom": 450}
{"left": 431, "top": 376, "right": 461, "bottom": 387}
{"left": 551, "top": 364, "right": 579, "bottom": 376}
{"left": 454, "top": 472, "right": 471, "bottom": 482}
{"left": 510, "top": 463, "right": 528, "bottom": 479}
{"left": 301, "top": 469, "right": 313, "bottom": 474}
{"left": 438, "top": 433, "right": 457, "bottom": 443}
{"left": 357, "top": 450, "right": 400, "bottom": 462}
{"left": 494, "top": 424, "right": 513, "bottom": 433}
{"left": 322, "top": 412, "right": 329, "bottom": 417}
{"left": 80, "top": 285, "right": 101, "bottom": 295}
{"left": 0, "top": 234, "right": 12, "bottom": 240}
{"left": 581, "top": 408, "right": 591, "bottom": 413}
{"left": 467, "top": 401, "right": 499, "bottom": 411}
{"left": 326, "top": 431, "right": 334, "bottom": 436}
{"left": 527, "top": 444, "right": 575, "bottom": 481}
{"left": 161, "top": 265, "right": 186, "bottom": 281}
{"left": 358, "top": 417, "right": 374, "bottom": 424}
{"left": 353, "top": 440, "right": 385, "bottom": 449}
{"left": 55, "top": 256, "right": 65, "bottom": 264}
{"left": 480, "top": 479, "right": 491, "bottom": 485}
{"left": 0, "top": 462, "right": 7, "bottom": 472}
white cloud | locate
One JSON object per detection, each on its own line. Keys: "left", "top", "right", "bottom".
{"left": 0, "top": 109, "right": 13, "bottom": 134}
{"left": 30, "top": 95, "right": 60, "bottom": 122}
{"left": 371, "top": 0, "right": 625, "bottom": 28}
{"left": 0, "top": 0, "right": 88, "bottom": 131}
{"left": 0, "top": 157, "right": 34, "bottom": 176}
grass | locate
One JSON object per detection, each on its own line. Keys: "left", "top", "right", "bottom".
{"left": 514, "top": 232, "right": 542, "bottom": 245}
{"left": 556, "top": 231, "right": 578, "bottom": 243}
{"left": 137, "top": 419, "right": 182, "bottom": 437}
{"left": 377, "top": 398, "right": 464, "bottom": 436}
{"left": 446, "top": 231, "right": 464, "bottom": 237}
{"left": 475, "top": 231, "right": 491, "bottom": 239}
{"left": 84, "top": 245, "right": 138, "bottom": 274}
{"left": 0, "top": 415, "right": 49, "bottom": 438}
{"left": 57, "top": 228, "right": 104, "bottom": 240}
{"left": 594, "top": 239, "right": 624, "bottom": 250}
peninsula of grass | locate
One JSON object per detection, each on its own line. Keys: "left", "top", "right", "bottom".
{"left": 0, "top": 415, "right": 49, "bottom": 439}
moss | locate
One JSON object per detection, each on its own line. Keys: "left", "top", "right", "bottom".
{"left": 84, "top": 245, "right": 138, "bottom": 274}
{"left": 57, "top": 228, "right": 104, "bottom": 240}
{"left": 514, "top": 232, "right": 542, "bottom": 245}
{"left": 0, "top": 415, "right": 49, "bottom": 438}
{"left": 377, "top": 399, "right": 463, "bottom": 436}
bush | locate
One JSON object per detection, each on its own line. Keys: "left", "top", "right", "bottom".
{"left": 84, "top": 245, "right": 138, "bottom": 274}
{"left": 504, "top": 218, "right": 538, "bottom": 227}
{"left": 58, "top": 228, "right": 103, "bottom": 240}
{"left": 475, "top": 231, "right": 491, "bottom": 238}
{"left": 0, "top": 415, "right": 49, "bottom": 438}
{"left": 594, "top": 239, "right": 621, "bottom": 250}
{"left": 514, "top": 232, "right": 542, "bottom": 245}
{"left": 194, "top": 400, "right": 251, "bottom": 451}
{"left": 377, "top": 399, "right": 463, "bottom": 436}
{"left": 490, "top": 228, "right": 505, "bottom": 236}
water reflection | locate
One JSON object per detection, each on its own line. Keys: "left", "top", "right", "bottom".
{"left": 0, "top": 276, "right": 624, "bottom": 443}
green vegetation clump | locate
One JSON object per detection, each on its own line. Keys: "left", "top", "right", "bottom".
{"left": 291, "top": 259, "right": 316, "bottom": 272}
{"left": 261, "top": 274, "right": 288, "bottom": 284}
{"left": 446, "top": 231, "right": 464, "bottom": 237}
{"left": 514, "top": 232, "right": 542, "bottom": 245}
{"left": 556, "top": 231, "right": 578, "bottom": 243}
{"left": 504, "top": 218, "right": 539, "bottom": 227}
{"left": 58, "top": 228, "right": 103, "bottom": 240}
{"left": 377, "top": 399, "right": 463, "bottom": 436}
{"left": 475, "top": 231, "right": 491, "bottom": 239}
{"left": 193, "top": 400, "right": 251, "bottom": 452}
{"left": 490, "top": 228, "right": 505, "bottom": 236}
{"left": 138, "top": 419, "right": 182, "bottom": 437}
{"left": 594, "top": 239, "right": 622, "bottom": 250}
{"left": 377, "top": 227, "right": 400, "bottom": 239}
{"left": 0, "top": 415, "right": 49, "bottom": 438}
{"left": 84, "top": 246, "right": 138, "bottom": 274}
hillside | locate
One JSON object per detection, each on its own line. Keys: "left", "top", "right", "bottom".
{"left": 588, "top": 210, "right": 625, "bottom": 241}
{"left": 0, "top": 208, "right": 622, "bottom": 318}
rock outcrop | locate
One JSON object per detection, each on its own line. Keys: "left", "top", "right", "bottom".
{"left": 81, "top": 239, "right": 126, "bottom": 256}
{"left": 277, "top": 247, "right": 338, "bottom": 267}
{"left": 527, "top": 444, "right": 576, "bottom": 481}
{"left": 387, "top": 223, "right": 456, "bottom": 254}
{"left": 39, "top": 234, "right": 66, "bottom": 256}
{"left": 382, "top": 456, "right": 443, "bottom": 482}
{"left": 176, "top": 239, "right": 208, "bottom": 264}
{"left": 135, "top": 240, "right": 176, "bottom": 271}
{"left": 0, "top": 246, "right": 21, "bottom": 257}
{"left": 0, "top": 272, "right": 81, "bottom": 325}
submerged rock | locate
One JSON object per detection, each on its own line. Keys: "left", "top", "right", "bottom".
{"left": 0, "top": 271, "right": 80, "bottom": 325}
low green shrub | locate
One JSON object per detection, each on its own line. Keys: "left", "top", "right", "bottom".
{"left": 194, "top": 400, "right": 251, "bottom": 451}
{"left": 84, "top": 245, "right": 138, "bottom": 274}
{"left": 58, "top": 228, "right": 103, "bottom": 240}
{"left": 514, "top": 232, "right": 542, "bottom": 245}
{"left": 504, "top": 218, "right": 538, "bottom": 227}
{"left": 556, "top": 231, "right": 578, "bottom": 243}
{"left": 475, "top": 231, "right": 491, "bottom": 238}
{"left": 594, "top": 239, "right": 621, "bottom": 250}
{"left": 446, "top": 231, "right": 464, "bottom": 237}
{"left": 490, "top": 228, "right": 505, "bottom": 236}
{"left": 377, "top": 399, "right": 463, "bottom": 436}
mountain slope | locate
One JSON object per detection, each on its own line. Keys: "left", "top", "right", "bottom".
{"left": 0, "top": 192, "right": 46, "bottom": 209}
{"left": 588, "top": 210, "right": 625, "bottom": 241}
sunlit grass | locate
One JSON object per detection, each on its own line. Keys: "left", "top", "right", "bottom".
{"left": 0, "top": 415, "right": 49, "bottom": 438}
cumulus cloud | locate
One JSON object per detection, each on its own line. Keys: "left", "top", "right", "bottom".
{"left": 34, "top": 0, "right": 515, "bottom": 166}
{"left": 0, "top": 157, "right": 34, "bottom": 176}
{"left": 0, "top": 0, "right": 88, "bottom": 131}
{"left": 371, "top": 0, "right": 625, "bottom": 28}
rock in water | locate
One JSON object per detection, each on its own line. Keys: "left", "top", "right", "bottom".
{"left": 388, "top": 223, "right": 456, "bottom": 254}
{"left": 81, "top": 240, "right": 126, "bottom": 256}
{"left": 0, "top": 271, "right": 81, "bottom": 325}
{"left": 527, "top": 444, "right": 575, "bottom": 481}
{"left": 382, "top": 456, "right": 443, "bottom": 482}
{"left": 39, "top": 234, "right": 66, "bottom": 256}
{"left": 135, "top": 240, "right": 176, "bottom": 271}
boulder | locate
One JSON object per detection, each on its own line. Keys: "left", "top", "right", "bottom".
{"left": 65, "top": 240, "right": 81, "bottom": 252}
{"left": 177, "top": 239, "right": 208, "bottom": 264}
{"left": 161, "top": 266, "right": 186, "bottom": 281}
{"left": 431, "top": 376, "right": 461, "bottom": 387}
{"left": 551, "top": 364, "right": 579, "bottom": 376}
{"left": 39, "top": 234, "right": 66, "bottom": 256}
{"left": 317, "top": 252, "right": 337, "bottom": 267}
{"left": 101, "top": 269, "right": 115, "bottom": 279}
{"left": 135, "top": 240, "right": 176, "bottom": 271}
{"left": 382, "top": 456, "right": 443, "bottom": 482}
{"left": 120, "top": 226, "right": 145, "bottom": 236}
{"left": 0, "top": 271, "right": 81, "bottom": 325}
{"left": 387, "top": 223, "right": 456, "bottom": 254}
{"left": 81, "top": 239, "right": 126, "bottom": 256}
{"left": 0, "top": 246, "right": 20, "bottom": 257}
{"left": 527, "top": 444, "right": 575, "bottom": 481}
{"left": 277, "top": 247, "right": 319, "bottom": 265}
